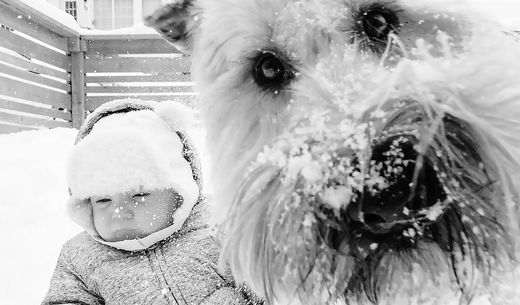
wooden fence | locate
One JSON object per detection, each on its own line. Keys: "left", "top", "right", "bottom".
{"left": 83, "top": 34, "right": 192, "bottom": 113}
{"left": 0, "top": 0, "right": 192, "bottom": 134}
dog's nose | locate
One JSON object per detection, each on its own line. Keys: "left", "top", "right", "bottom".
{"left": 347, "top": 135, "right": 446, "bottom": 234}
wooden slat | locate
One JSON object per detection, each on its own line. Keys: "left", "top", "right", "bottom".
{"left": 70, "top": 48, "right": 86, "bottom": 129}
{"left": 0, "top": 122, "right": 38, "bottom": 134}
{"left": 86, "top": 85, "right": 193, "bottom": 94}
{"left": 0, "top": 111, "right": 71, "bottom": 128}
{"left": 0, "top": 50, "right": 69, "bottom": 80}
{"left": 86, "top": 95, "right": 195, "bottom": 112}
{"left": 0, "top": 99, "right": 71, "bottom": 120}
{"left": 0, "top": 27, "right": 70, "bottom": 71}
{"left": 86, "top": 73, "right": 191, "bottom": 83}
{"left": 0, "top": 76, "right": 71, "bottom": 108}
{"left": 0, "top": 62, "right": 70, "bottom": 91}
{"left": 86, "top": 38, "right": 179, "bottom": 55}
{"left": 0, "top": 5, "right": 68, "bottom": 52}
{"left": 0, "top": 0, "right": 80, "bottom": 38}
{"left": 82, "top": 33, "right": 160, "bottom": 40}
{"left": 85, "top": 56, "right": 190, "bottom": 74}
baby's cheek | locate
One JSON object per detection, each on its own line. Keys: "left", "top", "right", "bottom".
{"left": 142, "top": 212, "right": 160, "bottom": 227}
{"left": 94, "top": 214, "right": 107, "bottom": 223}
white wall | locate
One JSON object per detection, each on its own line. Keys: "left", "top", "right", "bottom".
{"left": 46, "top": 0, "right": 62, "bottom": 9}
{"left": 77, "top": 0, "right": 94, "bottom": 29}
{"left": 133, "top": 0, "right": 142, "bottom": 25}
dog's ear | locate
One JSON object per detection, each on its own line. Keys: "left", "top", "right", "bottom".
{"left": 144, "top": 0, "right": 198, "bottom": 52}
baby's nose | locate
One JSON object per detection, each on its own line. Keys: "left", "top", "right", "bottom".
{"left": 112, "top": 206, "right": 134, "bottom": 220}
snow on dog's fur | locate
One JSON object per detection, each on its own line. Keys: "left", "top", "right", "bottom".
{"left": 146, "top": 1, "right": 520, "bottom": 304}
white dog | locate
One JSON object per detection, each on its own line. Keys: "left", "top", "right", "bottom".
{"left": 146, "top": 1, "right": 520, "bottom": 304}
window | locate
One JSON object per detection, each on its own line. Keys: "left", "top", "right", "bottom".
{"left": 65, "top": 1, "right": 78, "bottom": 20}
{"left": 93, "top": 0, "right": 133, "bottom": 30}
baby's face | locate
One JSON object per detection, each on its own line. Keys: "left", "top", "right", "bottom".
{"left": 90, "top": 188, "right": 182, "bottom": 242}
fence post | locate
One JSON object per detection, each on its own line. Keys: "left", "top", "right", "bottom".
{"left": 68, "top": 37, "right": 87, "bottom": 129}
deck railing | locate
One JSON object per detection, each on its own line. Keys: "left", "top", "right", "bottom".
{"left": 0, "top": 0, "right": 192, "bottom": 134}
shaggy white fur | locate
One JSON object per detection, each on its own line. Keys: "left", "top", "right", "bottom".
{"left": 147, "top": 1, "right": 520, "bottom": 304}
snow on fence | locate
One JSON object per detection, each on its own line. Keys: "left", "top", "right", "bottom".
{"left": 0, "top": 0, "right": 192, "bottom": 134}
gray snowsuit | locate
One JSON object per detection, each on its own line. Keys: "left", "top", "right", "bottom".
{"left": 42, "top": 202, "right": 250, "bottom": 305}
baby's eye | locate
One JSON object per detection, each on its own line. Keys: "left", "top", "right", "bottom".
{"left": 94, "top": 198, "right": 112, "bottom": 206}
{"left": 132, "top": 192, "right": 150, "bottom": 201}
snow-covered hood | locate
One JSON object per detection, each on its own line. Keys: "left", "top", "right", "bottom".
{"left": 66, "top": 99, "right": 203, "bottom": 251}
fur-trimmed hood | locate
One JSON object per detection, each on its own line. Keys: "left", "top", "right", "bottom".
{"left": 66, "top": 99, "right": 203, "bottom": 251}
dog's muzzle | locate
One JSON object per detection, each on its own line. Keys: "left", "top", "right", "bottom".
{"left": 231, "top": 101, "right": 510, "bottom": 303}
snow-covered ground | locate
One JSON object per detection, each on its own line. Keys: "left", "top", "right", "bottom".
{"left": 0, "top": 128, "right": 80, "bottom": 304}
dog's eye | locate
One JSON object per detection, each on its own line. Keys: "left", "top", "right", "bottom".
{"left": 360, "top": 6, "right": 399, "bottom": 42}
{"left": 252, "top": 51, "right": 293, "bottom": 91}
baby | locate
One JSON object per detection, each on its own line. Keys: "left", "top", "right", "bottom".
{"left": 43, "top": 99, "right": 256, "bottom": 304}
